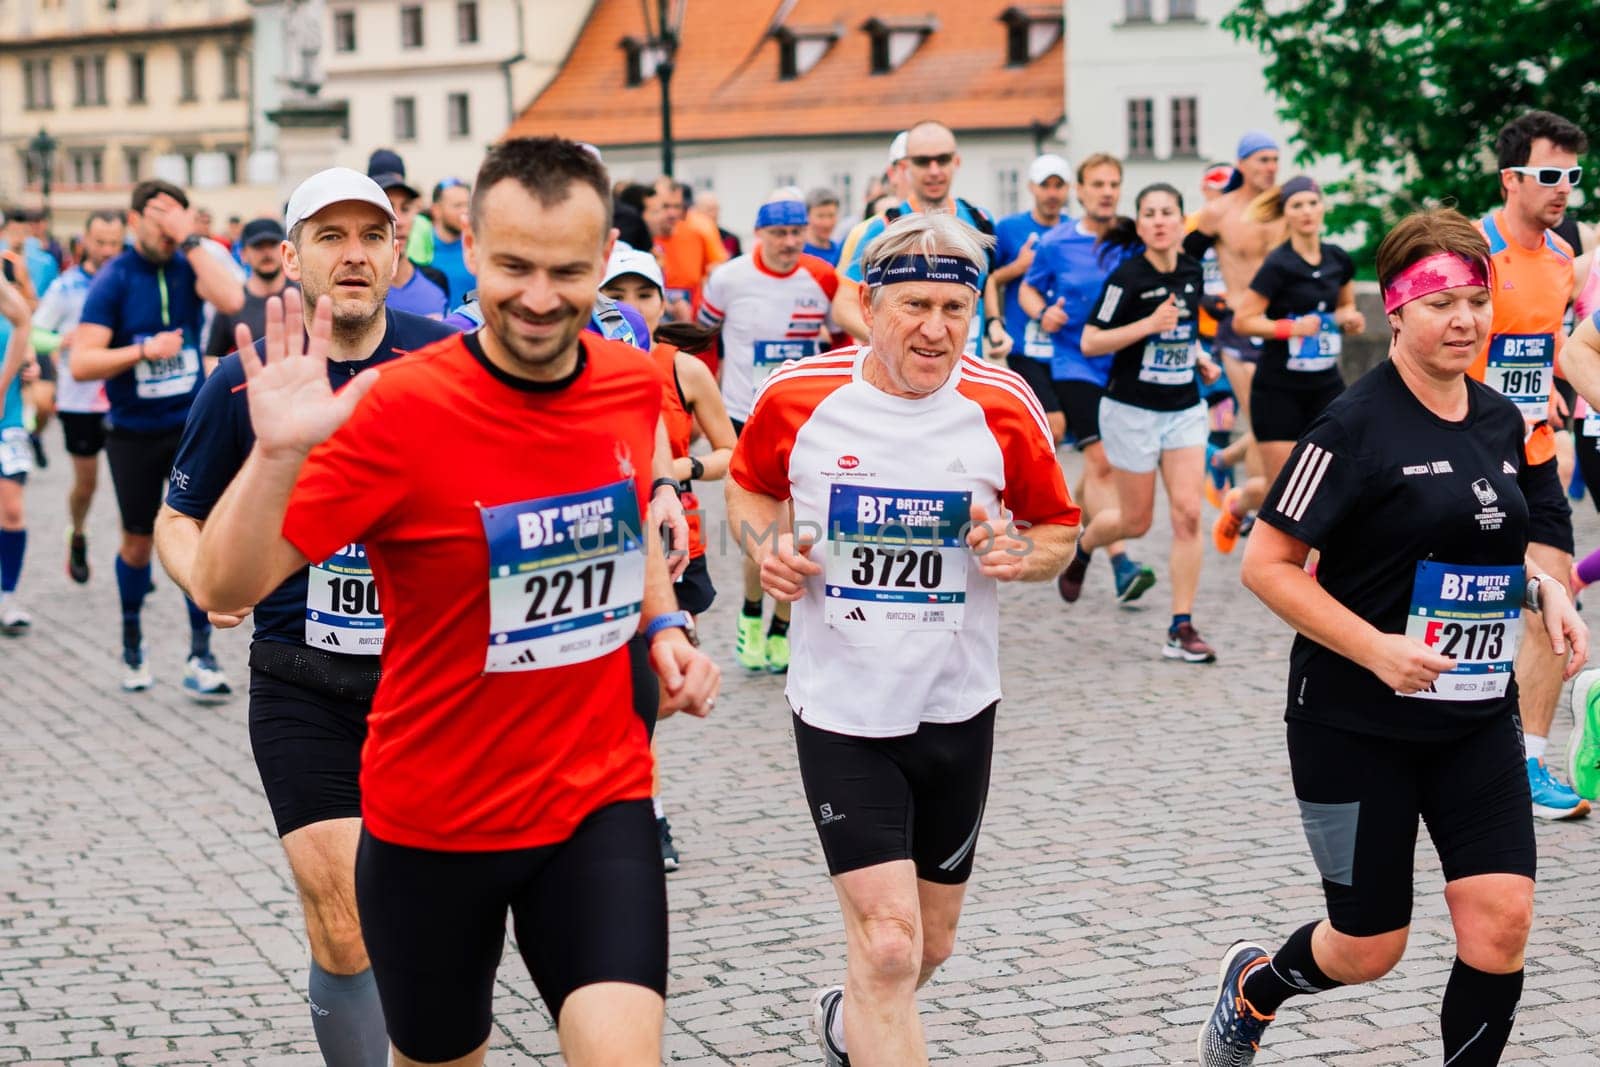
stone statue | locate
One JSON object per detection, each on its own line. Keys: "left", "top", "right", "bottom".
{"left": 284, "top": 0, "right": 326, "bottom": 97}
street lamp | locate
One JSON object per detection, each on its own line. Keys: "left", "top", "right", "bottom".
{"left": 642, "top": 0, "right": 685, "bottom": 176}
{"left": 28, "top": 128, "right": 58, "bottom": 214}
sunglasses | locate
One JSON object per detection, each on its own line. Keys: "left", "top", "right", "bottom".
{"left": 908, "top": 153, "right": 955, "bottom": 169}
{"left": 1502, "top": 165, "right": 1583, "bottom": 187}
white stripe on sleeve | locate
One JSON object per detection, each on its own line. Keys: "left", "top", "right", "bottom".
{"left": 1278, "top": 443, "right": 1332, "bottom": 522}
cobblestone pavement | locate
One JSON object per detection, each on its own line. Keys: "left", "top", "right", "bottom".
{"left": 3, "top": 441, "right": 1598, "bottom": 1066}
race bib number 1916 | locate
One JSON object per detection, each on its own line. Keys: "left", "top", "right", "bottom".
{"left": 1485, "top": 334, "right": 1553, "bottom": 423}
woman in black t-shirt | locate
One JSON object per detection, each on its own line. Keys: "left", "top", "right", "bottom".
{"left": 1196, "top": 209, "right": 1588, "bottom": 1067}
{"left": 1072, "top": 184, "right": 1223, "bottom": 664}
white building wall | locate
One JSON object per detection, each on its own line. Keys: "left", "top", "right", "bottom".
{"left": 1065, "top": 0, "right": 1343, "bottom": 203}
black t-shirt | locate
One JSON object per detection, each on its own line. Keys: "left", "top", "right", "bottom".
{"left": 1249, "top": 241, "right": 1354, "bottom": 390}
{"left": 1090, "top": 252, "right": 1205, "bottom": 412}
{"left": 1259, "top": 360, "right": 1563, "bottom": 740}
{"left": 207, "top": 284, "right": 300, "bottom": 359}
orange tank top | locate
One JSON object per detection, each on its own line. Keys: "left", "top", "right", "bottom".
{"left": 651, "top": 343, "right": 706, "bottom": 558}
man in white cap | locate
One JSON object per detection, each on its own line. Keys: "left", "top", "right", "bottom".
{"left": 154, "top": 166, "right": 458, "bottom": 1067}
{"left": 991, "top": 153, "right": 1073, "bottom": 440}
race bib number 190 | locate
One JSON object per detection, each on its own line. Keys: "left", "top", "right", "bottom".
{"left": 305, "top": 543, "right": 383, "bottom": 655}
{"left": 824, "top": 485, "right": 971, "bottom": 631}
{"left": 480, "top": 479, "right": 646, "bottom": 672}
{"left": 1402, "top": 560, "right": 1523, "bottom": 701}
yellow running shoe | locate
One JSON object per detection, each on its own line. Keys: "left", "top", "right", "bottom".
{"left": 735, "top": 614, "right": 766, "bottom": 671}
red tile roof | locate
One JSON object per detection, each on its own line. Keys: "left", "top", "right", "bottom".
{"left": 506, "top": 0, "right": 1064, "bottom": 147}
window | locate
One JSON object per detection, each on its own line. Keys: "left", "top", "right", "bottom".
{"left": 128, "top": 52, "right": 146, "bottom": 103}
{"left": 456, "top": 0, "right": 478, "bottom": 43}
{"left": 863, "top": 17, "right": 935, "bottom": 75}
{"left": 829, "top": 170, "right": 855, "bottom": 218}
{"left": 996, "top": 167, "right": 1021, "bottom": 216}
{"left": 393, "top": 96, "right": 416, "bottom": 141}
{"left": 400, "top": 6, "right": 424, "bottom": 48}
{"left": 775, "top": 27, "right": 837, "bottom": 80}
{"left": 123, "top": 145, "right": 144, "bottom": 182}
{"left": 447, "top": 93, "right": 470, "bottom": 139}
{"left": 1127, "top": 97, "right": 1154, "bottom": 158}
{"left": 1168, "top": 0, "right": 1198, "bottom": 18}
{"left": 69, "top": 148, "right": 104, "bottom": 187}
{"left": 178, "top": 48, "right": 197, "bottom": 101}
{"left": 1124, "top": 0, "right": 1153, "bottom": 21}
{"left": 23, "top": 58, "right": 54, "bottom": 110}
{"left": 221, "top": 45, "right": 241, "bottom": 100}
{"left": 334, "top": 10, "right": 356, "bottom": 52}
{"left": 73, "top": 55, "right": 107, "bottom": 106}
{"left": 1171, "top": 96, "right": 1198, "bottom": 156}
{"left": 1000, "top": 8, "right": 1064, "bottom": 67}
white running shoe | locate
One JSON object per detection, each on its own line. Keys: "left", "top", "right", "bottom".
{"left": 0, "top": 599, "right": 31, "bottom": 636}
{"left": 122, "top": 647, "right": 153, "bottom": 692}
{"left": 809, "top": 986, "right": 850, "bottom": 1067}
{"left": 182, "top": 654, "right": 233, "bottom": 705}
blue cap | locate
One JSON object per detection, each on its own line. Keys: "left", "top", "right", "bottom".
{"left": 755, "top": 199, "right": 809, "bottom": 230}
{"left": 1236, "top": 130, "right": 1279, "bottom": 161}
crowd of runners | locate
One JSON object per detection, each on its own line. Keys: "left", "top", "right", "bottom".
{"left": 4, "top": 106, "right": 1600, "bottom": 1067}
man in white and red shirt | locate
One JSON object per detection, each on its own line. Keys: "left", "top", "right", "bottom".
{"left": 727, "top": 213, "right": 1079, "bottom": 1067}
{"left": 701, "top": 195, "right": 839, "bottom": 674}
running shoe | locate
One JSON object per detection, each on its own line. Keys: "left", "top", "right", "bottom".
{"left": 122, "top": 646, "right": 153, "bottom": 692}
{"left": 809, "top": 986, "right": 851, "bottom": 1067}
{"left": 1197, "top": 941, "right": 1274, "bottom": 1066}
{"left": 1204, "top": 442, "right": 1232, "bottom": 511}
{"left": 66, "top": 531, "right": 90, "bottom": 585}
{"left": 1528, "top": 757, "right": 1590, "bottom": 820}
{"left": 1114, "top": 559, "right": 1156, "bottom": 604}
{"left": 765, "top": 632, "right": 790, "bottom": 674}
{"left": 1164, "top": 622, "right": 1217, "bottom": 664}
{"left": 735, "top": 614, "right": 766, "bottom": 671}
{"left": 1057, "top": 552, "right": 1090, "bottom": 603}
{"left": 657, "top": 815, "right": 681, "bottom": 872}
{"left": 182, "top": 654, "right": 233, "bottom": 705}
{"left": 1212, "top": 490, "right": 1244, "bottom": 555}
{"left": 0, "top": 598, "right": 31, "bottom": 636}
{"left": 1569, "top": 669, "right": 1600, "bottom": 802}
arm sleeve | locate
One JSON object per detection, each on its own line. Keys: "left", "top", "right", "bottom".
{"left": 988, "top": 398, "right": 1080, "bottom": 528}
{"left": 698, "top": 269, "right": 727, "bottom": 327}
{"left": 165, "top": 362, "right": 248, "bottom": 520}
{"left": 1247, "top": 256, "right": 1282, "bottom": 301}
{"left": 1257, "top": 418, "right": 1365, "bottom": 549}
{"left": 1087, "top": 270, "right": 1134, "bottom": 329}
{"left": 281, "top": 383, "right": 410, "bottom": 565}
{"left": 728, "top": 386, "right": 802, "bottom": 501}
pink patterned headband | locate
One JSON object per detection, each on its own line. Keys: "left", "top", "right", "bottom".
{"left": 1382, "top": 252, "right": 1490, "bottom": 314}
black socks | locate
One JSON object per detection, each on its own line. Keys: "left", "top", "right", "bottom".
{"left": 1241, "top": 921, "right": 1343, "bottom": 1015}
{"left": 1440, "top": 957, "right": 1522, "bottom": 1066}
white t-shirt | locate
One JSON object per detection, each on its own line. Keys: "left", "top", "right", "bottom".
{"left": 700, "top": 247, "right": 839, "bottom": 421}
{"left": 32, "top": 266, "right": 108, "bottom": 414}
{"left": 730, "top": 345, "right": 1079, "bottom": 737}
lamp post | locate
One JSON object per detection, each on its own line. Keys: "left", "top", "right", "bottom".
{"left": 645, "top": 0, "right": 684, "bottom": 177}
{"left": 28, "top": 127, "right": 58, "bottom": 215}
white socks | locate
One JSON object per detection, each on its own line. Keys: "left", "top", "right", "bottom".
{"left": 1525, "top": 734, "right": 1548, "bottom": 762}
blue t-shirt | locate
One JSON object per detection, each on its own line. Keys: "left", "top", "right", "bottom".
{"left": 429, "top": 234, "right": 476, "bottom": 308}
{"left": 1023, "top": 220, "right": 1129, "bottom": 385}
{"left": 0, "top": 320, "right": 21, "bottom": 431}
{"left": 386, "top": 264, "right": 450, "bottom": 319}
{"left": 843, "top": 199, "right": 993, "bottom": 354}
{"left": 994, "top": 210, "right": 1058, "bottom": 360}
{"left": 166, "top": 309, "right": 459, "bottom": 649}
{"left": 80, "top": 248, "right": 209, "bottom": 433}
{"left": 803, "top": 239, "right": 842, "bottom": 267}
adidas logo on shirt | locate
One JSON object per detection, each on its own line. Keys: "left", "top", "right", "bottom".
{"left": 321, "top": 632, "right": 341, "bottom": 647}
{"left": 844, "top": 607, "right": 867, "bottom": 622}
{"left": 513, "top": 648, "right": 537, "bottom": 664}
{"left": 946, "top": 457, "right": 967, "bottom": 474}
{"left": 1503, "top": 460, "right": 1517, "bottom": 474}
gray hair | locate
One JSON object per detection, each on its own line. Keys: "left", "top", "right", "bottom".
{"left": 860, "top": 212, "right": 993, "bottom": 299}
{"left": 806, "top": 186, "right": 841, "bottom": 211}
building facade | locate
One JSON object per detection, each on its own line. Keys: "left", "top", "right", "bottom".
{"left": 0, "top": 0, "right": 274, "bottom": 224}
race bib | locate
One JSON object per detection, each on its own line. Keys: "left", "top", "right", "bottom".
{"left": 1286, "top": 312, "right": 1341, "bottom": 373}
{"left": 1140, "top": 330, "right": 1197, "bottom": 386}
{"left": 132, "top": 336, "right": 200, "bottom": 400}
{"left": 1402, "top": 561, "right": 1523, "bottom": 702}
{"left": 1023, "top": 319, "right": 1053, "bottom": 360}
{"left": 824, "top": 485, "right": 971, "bottom": 632}
{"left": 753, "top": 339, "right": 821, "bottom": 383}
{"left": 480, "top": 479, "right": 645, "bottom": 672}
{"left": 0, "top": 426, "right": 31, "bottom": 478}
{"left": 305, "top": 543, "right": 384, "bottom": 655}
{"left": 1485, "top": 334, "right": 1553, "bottom": 423}
{"left": 1201, "top": 251, "right": 1225, "bottom": 296}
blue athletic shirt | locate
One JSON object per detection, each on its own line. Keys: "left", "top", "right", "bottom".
{"left": 994, "top": 210, "right": 1059, "bottom": 360}
{"left": 166, "top": 308, "right": 459, "bottom": 648}
{"left": 79, "top": 247, "right": 209, "bottom": 433}
{"left": 429, "top": 234, "right": 476, "bottom": 308}
{"left": 803, "top": 239, "right": 842, "bottom": 267}
{"left": 842, "top": 199, "right": 994, "bottom": 352}
{"left": 1023, "top": 220, "right": 1130, "bottom": 385}
{"left": 386, "top": 265, "right": 450, "bottom": 319}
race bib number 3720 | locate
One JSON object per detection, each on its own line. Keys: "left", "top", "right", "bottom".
{"left": 824, "top": 485, "right": 972, "bottom": 631}
{"left": 480, "top": 480, "right": 646, "bottom": 672}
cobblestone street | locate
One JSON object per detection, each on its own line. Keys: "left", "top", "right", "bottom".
{"left": 4, "top": 446, "right": 1598, "bottom": 1065}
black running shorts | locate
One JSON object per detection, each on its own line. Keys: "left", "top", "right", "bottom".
{"left": 104, "top": 425, "right": 182, "bottom": 537}
{"left": 793, "top": 704, "right": 996, "bottom": 885}
{"left": 1523, "top": 455, "right": 1574, "bottom": 555}
{"left": 1214, "top": 312, "right": 1263, "bottom": 366}
{"left": 247, "top": 665, "right": 369, "bottom": 838}
{"left": 1005, "top": 356, "right": 1062, "bottom": 415}
{"left": 355, "top": 799, "right": 668, "bottom": 1063}
{"left": 675, "top": 552, "right": 717, "bottom": 616}
{"left": 1052, "top": 379, "right": 1104, "bottom": 452}
{"left": 1287, "top": 714, "right": 1535, "bottom": 938}
{"left": 1249, "top": 379, "right": 1345, "bottom": 444}
{"left": 58, "top": 411, "right": 107, "bottom": 458}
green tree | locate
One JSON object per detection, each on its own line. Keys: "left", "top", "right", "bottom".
{"left": 1223, "top": 0, "right": 1600, "bottom": 257}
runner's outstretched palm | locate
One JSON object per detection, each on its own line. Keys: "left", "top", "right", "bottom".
{"left": 235, "top": 289, "right": 379, "bottom": 458}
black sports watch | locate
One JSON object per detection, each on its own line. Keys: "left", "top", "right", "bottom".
{"left": 688, "top": 456, "right": 705, "bottom": 481}
{"left": 180, "top": 233, "right": 206, "bottom": 253}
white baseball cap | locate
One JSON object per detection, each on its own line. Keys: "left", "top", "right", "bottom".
{"left": 1028, "top": 154, "right": 1073, "bottom": 185}
{"left": 284, "top": 167, "right": 398, "bottom": 234}
{"left": 888, "top": 131, "right": 909, "bottom": 166}
{"left": 603, "top": 244, "right": 665, "bottom": 292}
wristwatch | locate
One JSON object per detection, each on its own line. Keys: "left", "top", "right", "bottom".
{"left": 180, "top": 233, "right": 205, "bottom": 253}
{"left": 688, "top": 456, "right": 705, "bottom": 481}
{"left": 1524, "top": 574, "right": 1547, "bottom": 611}
{"left": 651, "top": 476, "right": 681, "bottom": 497}
{"left": 644, "top": 609, "right": 697, "bottom": 646}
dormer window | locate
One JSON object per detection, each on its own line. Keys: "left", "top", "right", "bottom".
{"left": 620, "top": 36, "right": 667, "bottom": 87}
{"left": 862, "top": 16, "right": 936, "bottom": 75}
{"left": 1000, "top": 6, "right": 1064, "bottom": 67}
{"left": 774, "top": 23, "right": 841, "bottom": 80}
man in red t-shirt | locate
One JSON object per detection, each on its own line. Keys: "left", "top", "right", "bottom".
{"left": 189, "top": 138, "right": 719, "bottom": 1067}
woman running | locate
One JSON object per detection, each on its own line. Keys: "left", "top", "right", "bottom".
{"left": 0, "top": 275, "right": 34, "bottom": 634}
{"left": 1202, "top": 208, "right": 1587, "bottom": 1067}
{"left": 1072, "top": 183, "right": 1223, "bottom": 662}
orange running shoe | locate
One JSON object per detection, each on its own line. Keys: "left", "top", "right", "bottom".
{"left": 1213, "top": 489, "right": 1244, "bottom": 554}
